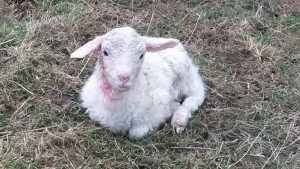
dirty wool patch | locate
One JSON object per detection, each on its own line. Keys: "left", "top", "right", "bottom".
{"left": 0, "top": 0, "right": 299, "bottom": 168}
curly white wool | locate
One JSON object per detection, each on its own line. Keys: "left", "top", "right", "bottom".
{"left": 71, "top": 27, "right": 206, "bottom": 139}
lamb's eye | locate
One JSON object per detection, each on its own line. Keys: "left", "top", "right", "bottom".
{"left": 139, "top": 54, "right": 144, "bottom": 59}
{"left": 103, "top": 50, "right": 109, "bottom": 56}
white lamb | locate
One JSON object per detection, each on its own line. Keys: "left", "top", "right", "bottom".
{"left": 71, "top": 27, "right": 206, "bottom": 139}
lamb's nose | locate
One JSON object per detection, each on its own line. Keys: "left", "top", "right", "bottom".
{"left": 118, "top": 75, "right": 130, "bottom": 83}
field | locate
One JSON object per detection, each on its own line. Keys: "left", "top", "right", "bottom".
{"left": 1, "top": 0, "right": 300, "bottom": 168}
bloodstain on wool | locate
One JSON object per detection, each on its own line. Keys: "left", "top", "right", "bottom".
{"left": 100, "top": 77, "right": 115, "bottom": 101}
{"left": 98, "top": 56, "right": 115, "bottom": 101}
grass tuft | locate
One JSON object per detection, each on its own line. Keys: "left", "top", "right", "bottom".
{"left": 0, "top": 0, "right": 299, "bottom": 168}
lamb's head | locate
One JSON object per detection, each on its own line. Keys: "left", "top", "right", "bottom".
{"left": 71, "top": 27, "right": 179, "bottom": 92}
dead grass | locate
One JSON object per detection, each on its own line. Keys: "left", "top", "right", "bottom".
{"left": 0, "top": 0, "right": 300, "bottom": 168}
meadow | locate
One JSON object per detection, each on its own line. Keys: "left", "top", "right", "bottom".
{"left": 0, "top": 0, "right": 300, "bottom": 168}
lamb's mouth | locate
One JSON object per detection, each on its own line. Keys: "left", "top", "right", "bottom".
{"left": 114, "top": 83, "right": 131, "bottom": 92}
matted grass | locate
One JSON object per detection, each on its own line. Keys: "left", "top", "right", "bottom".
{"left": 0, "top": 0, "right": 299, "bottom": 168}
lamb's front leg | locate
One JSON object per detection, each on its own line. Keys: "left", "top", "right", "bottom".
{"left": 129, "top": 125, "right": 153, "bottom": 139}
{"left": 129, "top": 102, "right": 179, "bottom": 139}
{"left": 172, "top": 93, "right": 205, "bottom": 133}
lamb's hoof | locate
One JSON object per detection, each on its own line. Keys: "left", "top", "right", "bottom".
{"left": 171, "top": 107, "right": 189, "bottom": 134}
{"left": 171, "top": 119, "right": 186, "bottom": 133}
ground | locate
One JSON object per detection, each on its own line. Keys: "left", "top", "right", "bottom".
{"left": 0, "top": 0, "right": 300, "bottom": 168}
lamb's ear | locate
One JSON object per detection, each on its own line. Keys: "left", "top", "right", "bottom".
{"left": 71, "top": 36, "right": 104, "bottom": 58}
{"left": 142, "top": 37, "right": 180, "bottom": 52}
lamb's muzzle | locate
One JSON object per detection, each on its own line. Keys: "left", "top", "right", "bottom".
{"left": 71, "top": 27, "right": 206, "bottom": 139}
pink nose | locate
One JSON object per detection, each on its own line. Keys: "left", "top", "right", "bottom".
{"left": 118, "top": 75, "right": 130, "bottom": 83}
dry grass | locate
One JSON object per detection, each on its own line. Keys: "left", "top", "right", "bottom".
{"left": 0, "top": 0, "right": 300, "bottom": 168}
